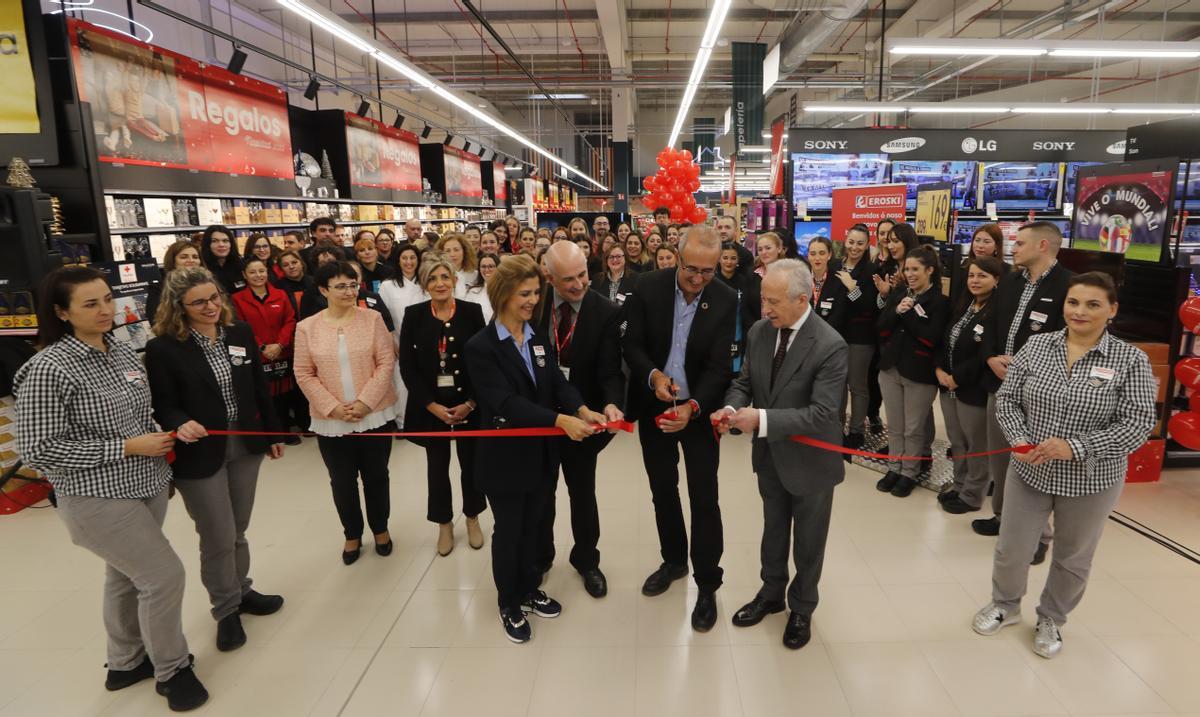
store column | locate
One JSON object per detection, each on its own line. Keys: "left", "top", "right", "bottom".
{"left": 612, "top": 87, "right": 631, "bottom": 213}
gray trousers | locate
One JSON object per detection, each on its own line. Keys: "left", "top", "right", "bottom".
{"left": 878, "top": 368, "right": 938, "bottom": 478}
{"left": 57, "top": 489, "right": 191, "bottom": 682}
{"left": 756, "top": 461, "right": 834, "bottom": 617}
{"left": 175, "top": 435, "right": 263, "bottom": 620}
{"left": 843, "top": 343, "right": 874, "bottom": 434}
{"left": 991, "top": 470, "right": 1122, "bottom": 625}
{"left": 985, "top": 393, "right": 1012, "bottom": 515}
{"left": 940, "top": 393, "right": 989, "bottom": 508}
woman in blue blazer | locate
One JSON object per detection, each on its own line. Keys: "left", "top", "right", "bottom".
{"left": 464, "top": 254, "right": 606, "bottom": 644}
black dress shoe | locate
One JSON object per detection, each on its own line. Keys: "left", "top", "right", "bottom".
{"left": 890, "top": 476, "right": 917, "bottom": 498}
{"left": 1031, "top": 542, "right": 1049, "bottom": 566}
{"left": 579, "top": 568, "right": 608, "bottom": 598}
{"left": 239, "top": 590, "right": 284, "bottom": 616}
{"left": 105, "top": 655, "right": 154, "bottom": 691}
{"left": 941, "top": 496, "right": 981, "bottom": 514}
{"left": 375, "top": 540, "right": 393, "bottom": 557}
{"left": 155, "top": 664, "right": 209, "bottom": 712}
{"left": 283, "top": 435, "right": 301, "bottom": 446}
{"left": 782, "top": 612, "right": 812, "bottom": 650}
{"left": 972, "top": 516, "right": 1001, "bottom": 536}
{"left": 731, "top": 596, "right": 785, "bottom": 628}
{"left": 876, "top": 471, "right": 901, "bottom": 493}
{"left": 216, "top": 613, "right": 246, "bottom": 652}
{"left": 343, "top": 545, "right": 361, "bottom": 565}
{"left": 843, "top": 432, "right": 864, "bottom": 463}
{"left": 641, "top": 562, "right": 688, "bottom": 597}
{"left": 937, "top": 489, "right": 959, "bottom": 505}
{"left": 691, "top": 591, "right": 718, "bottom": 632}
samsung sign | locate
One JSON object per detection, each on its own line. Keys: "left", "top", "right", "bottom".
{"left": 879, "top": 137, "right": 926, "bottom": 154}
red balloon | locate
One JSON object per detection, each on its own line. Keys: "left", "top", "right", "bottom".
{"left": 657, "top": 191, "right": 673, "bottom": 204}
{"left": 1181, "top": 297, "right": 1200, "bottom": 332}
{"left": 687, "top": 178, "right": 701, "bottom": 192}
{"left": 1169, "top": 411, "right": 1200, "bottom": 449}
{"left": 1176, "top": 357, "right": 1200, "bottom": 389}
{"left": 689, "top": 206, "right": 707, "bottom": 224}
{"left": 1191, "top": 392, "right": 1200, "bottom": 413}
{"left": 670, "top": 203, "right": 685, "bottom": 218}
{"left": 642, "top": 194, "right": 660, "bottom": 211}
{"left": 688, "top": 162, "right": 701, "bottom": 178}
{"left": 681, "top": 149, "right": 693, "bottom": 162}
{"left": 642, "top": 175, "right": 657, "bottom": 192}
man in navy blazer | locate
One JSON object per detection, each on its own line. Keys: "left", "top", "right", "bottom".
{"left": 622, "top": 225, "right": 736, "bottom": 632}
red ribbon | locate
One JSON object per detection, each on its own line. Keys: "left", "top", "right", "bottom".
{"left": 179, "top": 421, "right": 635, "bottom": 441}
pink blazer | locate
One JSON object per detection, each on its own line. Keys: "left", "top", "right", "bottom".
{"left": 294, "top": 308, "right": 397, "bottom": 419}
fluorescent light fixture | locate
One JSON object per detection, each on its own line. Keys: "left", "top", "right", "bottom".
{"left": 527, "top": 93, "right": 589, "bottom": 100}
{"left": 739, "top": 147, "right": 772, "bottom": 153}
{"left": 667, "top": 0, "right": 732, "bottom": 146}
{"left": 277, "top": 0, "right": 606, "bottom": 190}
{"left": 1111, "top": 106, "right": 1200, "bottom": 114}
{"left": 1011, "top": 105, "right": 1112, "bottom": 114}
{"left": 906, "top": 103, "right": 1009, "bottom": 113}
{"left": 888, "top": 37, "right": 1200, "bottom": 60}
{"left": 804, "top": 103, "right": 907, "bottom": 113}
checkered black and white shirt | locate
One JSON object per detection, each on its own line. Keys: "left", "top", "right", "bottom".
{"left": 1004, "top": 261, "right": 1057, "bottom": 356}
{"left": 190, "top": 327, "right": 238, "bottom": 422}
{"left": 995, "top": 329, "right": 1156, "bottom": 496}
{"left": 13, "top": 335, "right": 171, "bottom": 499}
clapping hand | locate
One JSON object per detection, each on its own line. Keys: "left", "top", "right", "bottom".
{"left": 836, "top": 270, "right": 856, "bottom": 291}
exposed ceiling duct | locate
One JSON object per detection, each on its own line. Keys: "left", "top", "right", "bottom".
{"left": 774, "top": 0, "right": 869, "bottom": 77}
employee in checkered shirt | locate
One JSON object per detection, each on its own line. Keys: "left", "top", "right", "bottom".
{"left": 13, "top": 267, "right": 208, "bottom": 711}
{"left": 971, "top": 272, "right": 1156, "bottom": 661}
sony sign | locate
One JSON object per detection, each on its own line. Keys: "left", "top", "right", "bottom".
{"left": 802, "top": 140, "right": 848, "bottom": 150}
{"left": 1032, "top": 141, "right": 1076, "bottom": 151}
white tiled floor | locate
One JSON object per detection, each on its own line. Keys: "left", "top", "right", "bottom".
{"left": 2, "top": 434, "right": 1200, "bottom": 716}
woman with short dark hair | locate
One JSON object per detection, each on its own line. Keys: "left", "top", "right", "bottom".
{"left": 973, "top": 272, "right": 1155, "bottom": 660}
{"left": 14, "top": 267, "right": 207, "bottom": 711}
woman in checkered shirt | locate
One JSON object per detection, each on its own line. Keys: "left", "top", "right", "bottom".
{"left": 13, "top": 267, "right": 208, "bottom": 711}
{"left": 971, "top": 272, "right": 1156, "bottom": 660}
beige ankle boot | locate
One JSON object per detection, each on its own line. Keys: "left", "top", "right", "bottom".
{"left": 466, "top": 516, "right": 484, "bottom": 550}
{"left": 437, "top": 522, "right": 454, "bottom": 556}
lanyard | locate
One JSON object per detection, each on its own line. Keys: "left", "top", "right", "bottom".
{"left": 812, "top": 270, "right": 826, "bottom": 303}
{"left": 433, "top": 300, "right": 456, "bottom": 357}
{"left": 554, "top": 303, "right": 580, "bottom": 357}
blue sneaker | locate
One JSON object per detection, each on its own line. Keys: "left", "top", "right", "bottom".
{"left": 520, "top": 590, "right": 562, "bottom": 618}
{"left": 500, "top": 607, "right": 531, "bottom": 643}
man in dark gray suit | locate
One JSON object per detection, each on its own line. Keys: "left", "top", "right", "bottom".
{"left": 712, "top": 258, "right": 848, "bottom": 650}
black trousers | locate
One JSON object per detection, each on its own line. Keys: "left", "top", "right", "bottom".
{"left": 271, "top": 387, "right": 310, "bottom": 431}
{"left": 316, "top": 422, "right": 393, "bottom": 539}
{"left": 425, "top": 439, "right": 486, "bottom": 524}
{"left": 756, "top": 460, "right": 834, "bottom": 617}
{"left": 867, "top": 347, "right": 883, "bottom": 421}
{"left": 488, "top": 484, "right": 551, "bottom": 611}
{"left": 537, "top": 434, "right": 613, "bottom": 572}
{"left": 638, "top": 415, "right": 723, "bottom": 592}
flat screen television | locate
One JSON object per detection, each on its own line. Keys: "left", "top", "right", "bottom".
{"left": 981, "top": 162, "right": 1060, "bottom": 210}
{"left": 0, "top": 1, "right": 59, "bottom": 167}
{"left": 1175, "top": 161, "right": 1200, "bottom": 204}
{"left": 1061, "top": 162, "right": 1104, "bottom": 209}
{"left": 890, "top": 160, "right": 979, "bottom": 210}
{"left": 1071, "top": 158, "right": 1177, "bottom": 264}
{"left": 793, "top": 220, "right": 831, "bottom": 257}
{"left": 791, "top": 153, "right": 889, "bottom": 211}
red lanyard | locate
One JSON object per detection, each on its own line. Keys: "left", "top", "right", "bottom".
{"left": 434, "top": 300, "right": 456, "bottom": 356}
{"left": 554, "top": 303, "right": 580, "bottom": 357}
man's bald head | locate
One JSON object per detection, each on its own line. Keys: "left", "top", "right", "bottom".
{"left": 544, "top": 240, "right": 590, "bottom": 303}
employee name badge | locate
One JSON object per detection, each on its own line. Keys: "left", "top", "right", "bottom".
{"left": 914, "top": 303, "right": 927, "bottom": 318}
{"left": 532, "top": 344, "right": 546, "bottom": 367}
{"left": 1029, "top": 310, "right": 1048, "bottom": 332}
{"left": 228, "top": 345, "right": 247, "bottom": 366}
{"left": 437, "top": 373, "right": 455, "bottom": 388}
{"left": 1089, "top": 366, "right": 1116, "bottom": 382}
{"left": 820, "top": 299, "right": 834, "bottom": 310}
{"left": 973, "top": 323, "right": 985, "bottom": 342}
{"left": 123, "top": 370, "right": 144, "bottom": 384}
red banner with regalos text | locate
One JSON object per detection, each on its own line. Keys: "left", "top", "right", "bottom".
{"left": 444, "top": 146, "right": 483, "bottom": 202}
{"left": 345, "top": 113, "right": 422, "bottom": 191}
{"left": 67, "top": 19, "right": 293, "bottom": 179}
{"left": 831, "top": 183, "right": 907, "bottom": 245}
{"left": 493, "top": 163, "right": 507, "bottom": 204}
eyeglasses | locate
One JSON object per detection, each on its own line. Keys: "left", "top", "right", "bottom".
{"left": 329, "top": 282, "right": 360, "bottom": 293}
{"left": 609, "top": 254, "right": 625, "bottom": 261}
{"left": 681, "top": 265, "right": 716, "bottom": 279}
{"left": 184, "top": 295, "right": 222, "bottom": 309}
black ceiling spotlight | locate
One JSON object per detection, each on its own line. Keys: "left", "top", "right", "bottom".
{"left": 393, "top": 113, "right": 404, "bottom": 129}
{"left": 355, "top": 98, "right": 370, "bottom": 117}
{"left": 480, "top": 148, "right": 494, "bottom": 161}
{"left": 227, "top": 47, "right": 248, "bottom": 75}
{"left": 304, "top": 77, "right": 320, "bottom": 100}
{"left": 463, "top": 141, "right": 474, "bottom": 154}
{"left": 421, "top": 125, "right": 432, "bottom": 139}
{"left": 475, "top": 145, "right": 487, "bottom": 158}
{"left": 443, "top": 134, "right": 454, "bottom": 146}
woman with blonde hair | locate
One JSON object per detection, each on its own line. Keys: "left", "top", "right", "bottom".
{"left": 435, "top": 233, "right": 479, "bottom": 290}
{"left": 753, "top": 232, "right": 784, "bottom": 277}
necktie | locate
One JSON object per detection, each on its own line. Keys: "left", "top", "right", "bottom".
{"left": 557, "top": 302, "right": 575, "bottom": 364}
{"left": 770, "top": 327, "right": 793, "bottom": 389}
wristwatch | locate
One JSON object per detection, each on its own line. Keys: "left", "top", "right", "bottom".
{"left": 687, "top": 399, "right": 700, "bottom": 418}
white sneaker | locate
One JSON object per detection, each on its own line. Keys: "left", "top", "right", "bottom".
{"left": 1033, "top": 615, "right": 1063, "bottom": 659}
{"left": 972, "top": 602, "right": 1021, "bottom": 636}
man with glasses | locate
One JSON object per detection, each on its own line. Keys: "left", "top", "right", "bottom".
{"left": 622, "top": 225, "right": 737, "bottom": 632}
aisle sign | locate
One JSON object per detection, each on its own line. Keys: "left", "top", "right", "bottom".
{"left": 830, "top": 183, "right": 907, "bottom": 245}
{"left": 67, "top": 19, "right": 293, "bottom": 179}
{"left": 914, "top": 181, "right": 952, "bottom": 244}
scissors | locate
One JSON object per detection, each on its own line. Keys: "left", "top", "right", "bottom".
{"left": 666, "top": 374, "right": 680, "bottom": 418}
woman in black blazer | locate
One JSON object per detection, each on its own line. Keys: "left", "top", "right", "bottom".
{"left": 808, "top": 237, "right": 848, "bottom": 332}
{"left": 717, "top": 241, "right": 760, "bottom": 373}
{"left": 833, "top": 224, "right": 878, "bottom": 449}
{"left": 875, "top": 245, "right": 950, "bottom": 498}
{"left": 463, "top": 254, "right": 605, "bottom": 644}
{"left": 144, "top": 266, "right": 285, "bottom": 654}
{"left": 592, "top": 243, "right": 638, "bottom": 306}
{"left": 200, "top": 225, "right": 245, "bottom": 297}
{"left": 936, "top": 256, "right": 1005, "bottom": 515}
{"left": 399, "top": 254, "right": 488, "bottom": 558}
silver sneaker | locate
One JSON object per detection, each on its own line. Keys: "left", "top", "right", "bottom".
{"left": 1033, "top": 615, "right": 1063, "bottom": 659}
{"left": 972, "top": 602, "right": 1021, "bottom": 636}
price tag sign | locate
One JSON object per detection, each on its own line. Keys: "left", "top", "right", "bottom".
{"left": 915, "top": 181, "right": 953, "bottom": 244}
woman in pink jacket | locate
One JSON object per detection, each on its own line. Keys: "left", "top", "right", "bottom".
{"left": 294, "top": 261, "right": 398, "bottom": 565}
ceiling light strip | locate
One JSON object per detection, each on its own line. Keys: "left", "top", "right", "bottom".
{"left": 667, "top": 0, "right": 732, "bottom": 147}
{"left": 803, "top": 102, "right": 1200, "bottom": 115}
{"left": 887, "top": 37, "right": 1200, "bottom": 59}
{"left": 277, "top": 0, "right": 606, "bottom": 190}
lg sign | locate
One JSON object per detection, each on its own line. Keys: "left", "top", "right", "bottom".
{"left": 961, "top": 137, "right": 997, "bottom": 153}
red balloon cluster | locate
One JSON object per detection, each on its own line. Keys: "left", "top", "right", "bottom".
{"left": 641, "top": 147, "right": 708, "bottom": 224}
{"left": 1173, "top": 297, "right": 1200, "bottom": 449}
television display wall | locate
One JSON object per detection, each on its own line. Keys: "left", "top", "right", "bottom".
{"left": 891, "top": 160, "right": 979, "bottom": 210}
{"left": 791, "top": 154, "right": 889, "bottom": 211}
{"left": 981, "top": 162, "right": 1060, "bottom": 210}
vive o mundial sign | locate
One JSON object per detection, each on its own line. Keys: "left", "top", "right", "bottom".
{"left": 788, "top": 129, "right": 1126, "bottom": 161}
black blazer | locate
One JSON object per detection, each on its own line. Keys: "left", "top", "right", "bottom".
{"left": 591, "top": 272, "right": 638, "bottom": 306}
{"left": 536, "top": 288, "right": 626, "bottom": 412}
{"left": 936, "top": 301, "right": 995, "bottom": 406}
{"left": 837, "top": 257, "right": 879, "bottom": 345}
{"left": 622, "top": 268, "right": 737, "bottom": 418}
{"left": 982, "top": 262, "right": 1073, "bottom": 393}
{"left": 398, "top": 300, "right": 486, "bottom": 437}
{"left": 464, "top": 322, "right": 585, "bottom": 494}
{"left": 877, "top": 287, "right": 951, "bottom": 385}
{"left": 812, "top": 265, "right": 849, "bottom": 334}
{"left": 144, "top": 321, "right": 281, "bottom": 480}
{"left": 206, "top": 258, "right": 246, "bottom": 297}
